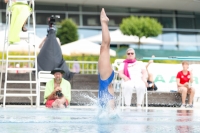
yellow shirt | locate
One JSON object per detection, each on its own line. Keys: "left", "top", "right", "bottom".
{"left": 44, "top": 78, "right": 71, "bottom": 103}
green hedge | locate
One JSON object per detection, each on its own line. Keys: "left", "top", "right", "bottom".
{"left": 62, "top": 55, "right": 118, "bottom": 63}
{"left": 0, "top": 52, "right": 180, "bottom": 64}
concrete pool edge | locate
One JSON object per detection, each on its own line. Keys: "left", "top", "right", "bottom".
{"left": 1, "top": 103, "right": 200, "bottom": 111}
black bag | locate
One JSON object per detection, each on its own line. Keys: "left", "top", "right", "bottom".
{"left": 147, "top": 80, "right": 158, "bottom": 91}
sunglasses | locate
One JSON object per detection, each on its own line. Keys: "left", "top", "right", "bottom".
{"left": 127, "top": 53, "right": 134, "bottom": 55}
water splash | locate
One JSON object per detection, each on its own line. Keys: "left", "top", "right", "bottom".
{"left": 77, "top": 89, "right": 121, "bottom": 121}
{"left": 80, "top": 92, "right": 98, "bottom": 104}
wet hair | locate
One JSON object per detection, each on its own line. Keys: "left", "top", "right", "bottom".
{"left": 126, "top": 48, "right": 135, "bottom": 53}
{"left": 182, "top": 61, "right": 189, "bottom": 65}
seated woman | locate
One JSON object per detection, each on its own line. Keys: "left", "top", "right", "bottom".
{"left": 4, "top": 0, "right": 31, "bottom": 44}
{"left": 176, "top": 61, "right": 195, "bottom": 108}
{"left": 118, "top": 48, "right": 148, "bottom": 108}
{"left": 146, "top": 55, "right": 158, "bottom": 91}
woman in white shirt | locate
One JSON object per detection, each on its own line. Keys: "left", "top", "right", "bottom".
{"left": 4, "top": 0, "right": 31, "bottom": 44}
{"left": 118, "top": 48, "right": 148, "bottom": 108}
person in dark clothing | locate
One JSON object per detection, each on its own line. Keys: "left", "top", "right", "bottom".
{"left": 37, "top": 28, "right": 74, "bottom": 81}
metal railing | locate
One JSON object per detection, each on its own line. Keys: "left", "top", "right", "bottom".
{"left": 0, "top": 60, "right": 98, "bottom": 74}
{"left": 65, "top": 61, "right": 98, "bottom": 74}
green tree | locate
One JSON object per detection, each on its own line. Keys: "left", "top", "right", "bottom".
{"left": 56, "top": 19, "right": 79, "bottom": 45}
{"left": 120, "top": 16, "right": 163, "bottom": 47}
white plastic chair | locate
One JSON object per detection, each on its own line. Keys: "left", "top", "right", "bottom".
{"left": 120, "top": 80, "right": 148, "bottom": 109}
{"left": 37, "top": 71, "right": 54, "bottom": 107}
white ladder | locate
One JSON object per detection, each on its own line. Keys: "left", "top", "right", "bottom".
{"left": 0, "top": 0, "right": 38, "bottom": 107}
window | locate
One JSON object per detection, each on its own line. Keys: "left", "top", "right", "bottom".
{"left": 35, "top": 3, "right": 66, "bottom": 11}
{"left": 150, "top": 16, "right": 161, "bottom": 23}
{"left": 130, "top": 8, "right": 160, "bottom": 14}
{"left": 67, "top": 4, "right": 79, "bottom": 11}
{"left": 161, "top": 10, "right": 174, "bottom": 14}
{"left": 108, "top": 15, "right": 129, "bottom": 27}
{"left": 36, "top": 13, "right": 65, "bottom": 25}
{"left": 36, "top": 28, "right": 47, "bottom": 38}
{"left": 177, "top": 11, "right": 193, "bottom": 15}
{"left": 177, "top": 17, "right": 195, "bottom": 29}
{"left": 68, "top": 14, "right": 79, "bottom": 25}
{"left": 101, "top": 6, "right": 129, "bottom": 13}
{"left": 82, "top": 5, "right": 99, "bottom": 12}
{"left": 2, "top": 11, "right": 34, "bottom": 24}
{"left": 150, "top": 16, "right": 173, "bottom": 28}
{"left": 83, "top": 15, "right": 100, "bottom": 26}
{"left": 27, "top": 15, "right": 33, "bottom": 25}
{"left": 195, "top": 15, "right": 200, "bottom": 29}
{"left": 162, "top": 32, "right": 177, "bottom": 42}
{"left": 139, "top": 45, "right": 160, "bottom": 50}
{"left": 0, "top": 1, "right": 6, "bottom": 9}
{"left": 178, "top": 32, "right": 198, "bottom": 50}
{"left": 178, "top": 32, "right": 197, "bottom": 43}
{"left": 161, "top": 17, "right": 173, "bottom": 28}
{"left": 162, "top": 32, "right": 177, "bottom": 49}
{"left": 196, "top": 33, "right": 200, "bottom": 43}
{"left": 78, "top": 29, "right": 101, "bottom": 39}
{"left": 2, "top": 12, "right": 5, "bottom": 23}
{"left": 162, "top": 45, "right": 178, "bottom": 50}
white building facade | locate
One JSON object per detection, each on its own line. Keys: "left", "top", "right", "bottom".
{"left": 0, "top": 0, "right": 200, "bottom": 50}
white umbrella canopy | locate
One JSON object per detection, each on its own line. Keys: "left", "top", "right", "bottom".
{"left": 86, "top": 29, "right": 137, "bottom": 44}
{"left": 86, "top": 29, "right": 162, "bottom": 45}
{"left": 61, "top": 39, "right": 116, "bottom": 56}
{"left": 0, "top": 30, "right": 42, "bottom": 52}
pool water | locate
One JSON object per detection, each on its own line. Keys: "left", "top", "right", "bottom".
{"left": 0, "top": 108, "right": 200, "bottom": 133}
